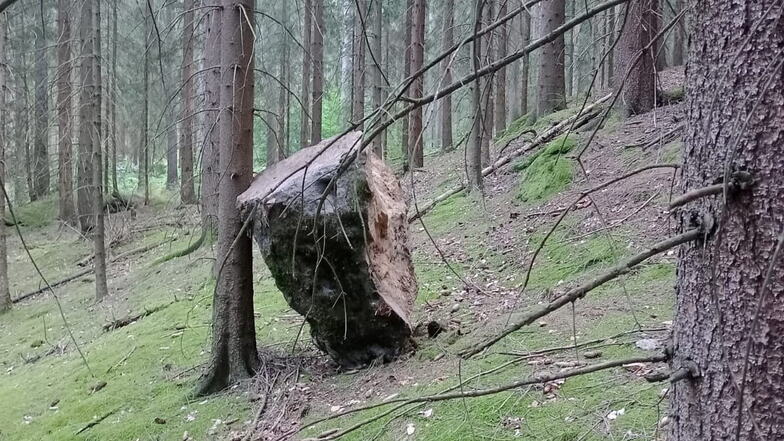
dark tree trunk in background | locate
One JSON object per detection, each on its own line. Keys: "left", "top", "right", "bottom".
{"left": 92, "top": 0, "right": 108, "bottom": 301}
{"left": 57, "top": 0, "right": 76, "bottom": 224}
{"left": 110, "top": 0, "right": 118, "bottom": 195}
{"left": 300, "top": 0, "right": 312, "bottom": 148}
{"left": 166, "top": 108, "right": 178, "bottom": 190}
{"left": 276, "top": 0, "right": 290, "bottom": 160}
{"left": 0, "top": 14, "right": 9, "bottom": 313}
{"left": 467, "top": 0, "right": 483, "bottom": 194}
{"left": 407, "top": 0, "right": 425, "bottom": 168}
{"left": 351, "top": 0, "right": 366, "bottom": 129}
{"left": 33, "top": 11, "right": 50, "bottom": 199}
{"left": 310, "top": 0, "right": 325, "bottom": 143}
{"left": 671, "top": 0, "right": 685, "bottom": 66}
{"left": 603, "top": 7, "right": 615, "bottom": 89}
{"left": 614, "top": 0, "right": 658, "bottom": 117}
{"left": 535, "top": 0, "right": 566, "bottom": 118}
{"left": 480, "top": 0, "right": 494, "bottom": 165}
{"left": 439, "top": 0, "right": 453, "bottom": 153}
{"left": 180, "top": 0, "right": 196, "bottom": 203}
{"left": 516, "top": 9, "right": 531, "bottom": 118}
{"left": 401, "top": 0, "right": 412, "bottom": 165}
{"left": 77, "top": 0, "right": 95, "bottom": 233}
{"left": 198, "top": 0, "right": 259, "bottom": 396}
{"left": 202, "top": 0, "right": 220, "bottom": 243}
{"left": 369, "top": 0, "right": 384, "bottom": 156}
{"left": 140, "top": 12, "right": 150, "bottom": 205}
{"left": 671, "top": 2, "right": 784, "bottom": 440}
{"left": 494, "top": 0, "right": 507, "bottom": 134}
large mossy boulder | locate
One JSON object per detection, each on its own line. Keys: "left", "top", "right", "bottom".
{"left": 238, "top": 132, "right": 418, "bottom": 369}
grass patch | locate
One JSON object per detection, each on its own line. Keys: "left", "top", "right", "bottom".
{"left": 10, "top": 198, "right": 58, "bottom": 228}
{"left": 516, "top": 135, "right": 576, "bottom": 203}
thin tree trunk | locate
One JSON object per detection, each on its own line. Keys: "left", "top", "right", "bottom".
{"left": 671, "top": 0, "right": 685, "bottom": 66}
{"left": 202, "top": 0, "right": 220, "bottom": 244}
{"left": 535, "top": 0, "right": 566, "bottom": 117}
{"left": 494, "top": 0, "right": 507, "bottom": 134}
{"left": 92, "top": 0, "right": 108, "bottom": 301}
{"left": 604, "top": 7, "right": 615, "bottom": 88}
{"left": 0, "top": 13, "right": 10, "bottom": 313}
{"left": 439, "top": 0, "right": 453, "bottom": 153}
{"left": 370, "top": 0, "right": 384, "bottom": 156}
{"left": 180, "top": 0, "right": 196, "bottom": 203}
{"left": 110, "top": 0, "right": 118, "bottom": 195}
{"left": 300, "top": 0, "right": 312, "bottom": 147}
{"left": 351, "top": 0, "right": 366, "bottom": 129}
{"left": 140, "top": 12, "right": 150, "bottom": 205}
{"left": 277, "top": 0, "right": 289, "bottom": 160}
{"left": 198, "top": 0, "right": 259, "bottom": 396}
{"left": 401, "top": 0, "right": 412, "bottom": 166}
{"left": 34, "top": 10, "right": 50, "bottom": 199}
{"left": 77, "top": 0, "right": 95, "bottom": 233}
{"left": 310, "top": 0, "right": 325, "bottom": 143}
{"left": 57, "top": 0, "right": 76, "bottom": 224}
{"left": 467, "top": 0, "right": 483, "bottom": 194}
{"left": 480, "top": 0, "right": 494, "bottom": 166}
{"left": 614, "top": 0, "right": 658, "bottom": 117}
{"left": 672, "top": 2, "right": 784, "bottom": 439}
{"left": 407, "top": 0, "right": 425, "bottom": 168}
{"left": 166, "top": 107, "right": 178, "bottom": 190}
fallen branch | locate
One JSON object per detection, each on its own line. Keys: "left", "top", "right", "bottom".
{"left": 106, "top": 345, "right": 137, "bottom": 373}
{"left": 103, "top": 302, "right": 175, "bottom": 332}
{"left": 409, "top": 94, "right": 611, "bottom": 222}
{"left": 75, "top": 408, "right": 119, "bottom": 435}
{"left": 460, "top": 228, "right": 702, "bottom": 358}
{"left": 669, "top": 183, "right": 724, "bottom": 210}
{"left": 308, "top": 354, "right": 667, "bottom": 440}
{"left": 12, "top": 239, "right": 175, "bottom": 303}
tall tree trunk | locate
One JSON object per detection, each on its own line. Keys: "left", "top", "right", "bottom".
{"left": 110, "top": 0, "right": 118, "bottom": 195}
{"left": 92, "top": 0, "right": 108, "bottom": 301}
{"left": 57, "top": 0, "right": 76, "bottom": 224}
{"left": 670, "top": 0, "right": 685, "bottom": 66}
{"left": 300, "top": 0, "right": 312, "bottom": 147}
{"left": 407, "top": 0, "right": 425, "bottom": 168}
{"left": 494, "top": 0, "right": 507, "bottom": 134}
{"left": 401, "top": 0, "right": 413, "bottom": 166}
{"left": 276, "top": 0, "right": 289, "bottom": 160}
{"left": 369, "top": 0, "right": 384, "bottom": 156}
{"left": 166, "top": 107, "right": 178, "bottom": 190}
{"left": 310, "top": 0, "right": 325, "bottom": 143}
{"left": 198, "top": 0, "right": 259, "bottom": 396}
{"left": 535, "top": 0, "right": 566, "bottom": 118}
{"left": 604, "top": 7, "right": 615, "bottom": 89}
{"left": 351, "top": 0, "right": 367, "bottom": 129}
{"left": 519, "top": 9, "right": 531, "bottom": 117}
{"left": 480, "top": 0, "right": 494, "bottom": 165}
{"left": 467, "top": 0, "right": 483, "bottom": 194}
{"left": 439, "top": 0, "right": 453, "bottom": 153}
{"left": 180, "top": 0, "right": 196, "bottom": 203}
{"left": 614, "top": 0, "right": 658, "bottom": 117}
{"left": 77, "top": 0, "right": 95, "bottom": 233}
{"left": 140, "top": 12, "right": 150, "bottom": 205}
{"left": 0, "top": 13, "right": 9, "bottom": 313}
{"left": 34, "top": 11, "right": 50, "bottom": 199}
{"left": 202, "top": 0, "right": 220, "bottom": 243}
{"left": 671, "top": 2, "right": 784, "bottom": 440}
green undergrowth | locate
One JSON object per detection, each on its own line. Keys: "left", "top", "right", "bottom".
{"left": 9, "top": 198, "right": 58, "bottom": 228}
{"left": 495, "top": 107, "right": 580, "bottom": 148}
{"left": 516, "top": 135, "right": 577, "bottom": 203}
{"left": 0, "top": 221, "right": 292, "bottom": 441}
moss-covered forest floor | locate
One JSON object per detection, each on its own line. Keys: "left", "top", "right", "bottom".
{"left": 0, "top": 70, "right": 686, "bottom": 441}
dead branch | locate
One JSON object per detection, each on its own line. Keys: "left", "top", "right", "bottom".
{"left": 669, "top": 183, "right": 724, "bottom": 209}
{"left": 309, "top": 355, "right": 667, "bottom": 440}
{"left": 103, "top": 302, "right": 175, "bottom": 332}
{"left": 75, "top": 408, "right": 119, "bottom": 435}
{"left": 106, "top": 345, "right": 137, "bottom": 374}
{"left": 409, "top": 95, "right": 611, "bottom": 222}
{"left": 460, "top": 228, "right": 702, "bottom": 358}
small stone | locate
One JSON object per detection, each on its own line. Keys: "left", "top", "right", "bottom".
{"left": 450, "top": 303, "right": 461, "bottom": 313}
{"left": 154, "top": 417, "right": 167, "bottom": 424}
{"left": 583, "top": 350, "right": 602, "bottom": 359}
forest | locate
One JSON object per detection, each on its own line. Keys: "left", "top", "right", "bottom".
{"left": 0, "top": 0, "right": 781, "bottom": 440}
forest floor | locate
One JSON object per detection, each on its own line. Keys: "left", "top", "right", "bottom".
{"left": 0, "top": 70, "right": 686, "bottom": 441}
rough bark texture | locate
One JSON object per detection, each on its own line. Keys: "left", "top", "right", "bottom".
{"left": 199, "top": 0, "right": 259, "bottom": 396}
{"left": 166, "top": 108, "right": 178, "bottom": 189}
{"left": 401, "top": 0, "right": 413, "bottom": 165}
{"left": 519, "top": 9, "right": 530, "bottom": 117}
{"left": 535, "top": 0, "right": 566, "bottom": 118}
{"left": 439, "top": 0, "right": 453, "bottom": 153}
{"left": 140, "top": 14, "right": 150, "bottom": 205}
{"left": 179, "top": 0, "right": 196, "bottom": 203}
{"left": 57, "top": 0, "right": 76, "bottom": 224}
{"left": 407, "top": 0, "right": 425, "bottom": 168}
{"left": 239, "top": 132, "right": 417, "bottom": 369}
{"left": 77, "top": 0, "right": 95, "bottom": 233}
{"left": 494, "top": 0, "right": 507, "bottom": 134}
{"left": 370, "top": 0, "right": 384, "bottom": 156}
{"left": 0, "top": 14, "right": 9, "bottom": 313}
{"left": 33, "top": 13, "right": 50, "bottom": 199}
{"left": 300, "top": 0, "right": 312, "bottom": 148}
{"left": 671, "top": 0, "right": 685, "bottom": 66}
{"left": 202, "top": 0, "right": 220, "bottom": 243}
{"left": 110, "top": 0, "right": 118, "bottom": 194}
{"left": 468, "top": 0, "right": 484, "bottom": 194}
{"left": 351, "top": 0, "right": 366, "bottom": 129}
{"left": 671, "top": 2, "right": 784, "bottom": 440}
{"left": 614, "top": 0, "right": 658, "bottom": 117}
{"left": 310, "top": 0, "right": 325, "bottom": 144}
{"left": 91, "top": 0, "right": 108, "bottom": 301}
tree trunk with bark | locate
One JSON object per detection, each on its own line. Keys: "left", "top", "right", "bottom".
{"left": 535, "top": 0, "right": 566, "bottom": 118}
{"left": 77, "top": 0, "right": 95, "bottom": 233}
{"left": 140, "top": 12, "right": 150, "bottom": 205}
{"left": 671, "top": 3, "right": 784, "bottom": 440}
{"left": 202, "top": 0, "right": 220, "bottom": 244}
{"left": 300, "top": 0, "right": 312, "bottom": 148}
{"left": 351, "top": 0, "right": 366, "bottom": 129}
{"left": 33, "top": 11, "right": 50, "bottom": 199}
{"left": 519, "top": 9, "right": 531, "bottom": 117}
{"left": 198, "top": 0, "right": 259, "bottom": 396}
{"left": 91, "top": 0, "right": 108, "bottom": 301}
{"left": 370, "top": 0, "right": 384, "bottom": 156}
{"left": 179, "top": 0, "right": 196, "bottom": 203}
{"left": 671, "top": 0, "right": 685, "bottom": 66}
{"left": 480, "top": 0, "right": 494, "bottom": 165}
{"left": 467, "top": 0, "right": 484, "bottom": 194}
{"left": 401, "top": 0, "right": 413, "bottom": 166}
{"left": 310, "top": 0, "right": 325, "bottom": 144}
{"left": 439, "top": 0, "right": 453, "bottom": 153}
{"left": 110, "top": 0, "right": 118, "bottom": 195}
{"left": 57, "top": 0, "right": 76, "bottom": 224}
{"left": 0, "top": 13, "right": 9, "bottom": 313}
{"left": 614, "top": 0, "right": 658, "bottom": 117}
{"left": 494, "top": 0, "right": 507, "bottom": 134}
{"left": 407, "top": 0, "right": 425, "bottom": 168}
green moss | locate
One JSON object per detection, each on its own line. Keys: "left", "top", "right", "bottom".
{"left": 517, "top": 135, "right": 576, "bottom": 203}
{"left": 662, "top": 140, "right": 682, "bottom": 164}
{"left": 10, "top": 198, "right": 58, "bottom": 228}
